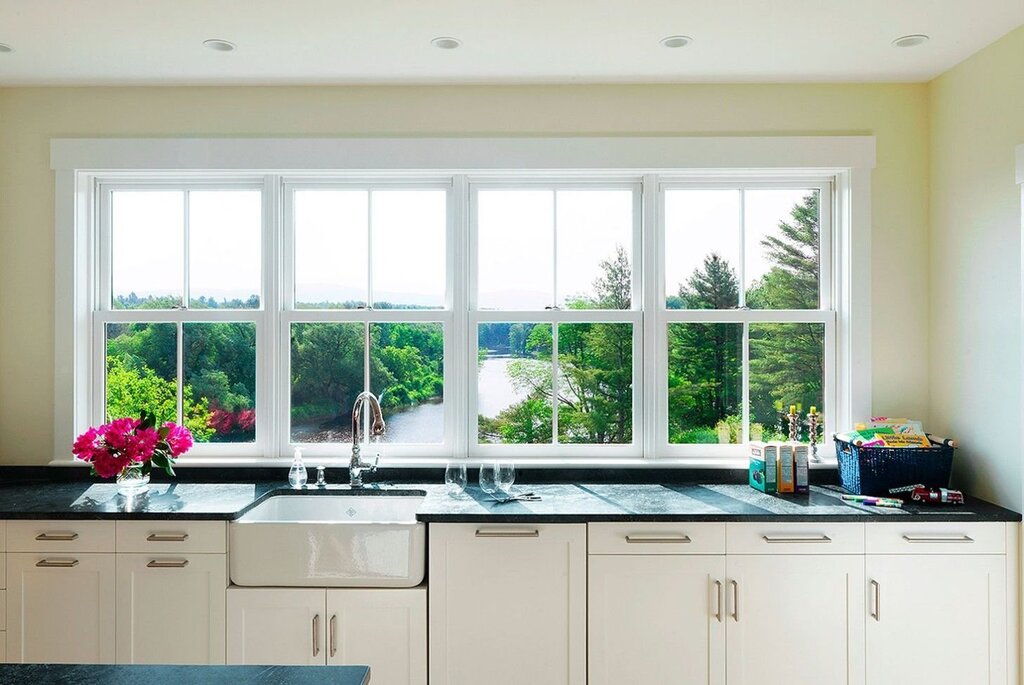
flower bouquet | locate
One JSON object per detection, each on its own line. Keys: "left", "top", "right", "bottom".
{"left": 72, "top": 411, "right": 193, "bottom": 492}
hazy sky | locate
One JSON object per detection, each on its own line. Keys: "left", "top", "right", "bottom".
{"left": 111, "top": 186, "right": 814, "bottom": 309}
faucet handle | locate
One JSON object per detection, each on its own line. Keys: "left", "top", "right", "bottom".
{"left": 369, "top": 454, "right": 379, "bottom": 472}
{"left": 316, "top": 465, "right": 327, "bottom": 487}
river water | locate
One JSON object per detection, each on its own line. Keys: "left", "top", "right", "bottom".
{"left": 292, "top": 354, "right": 524, "bottom": 444}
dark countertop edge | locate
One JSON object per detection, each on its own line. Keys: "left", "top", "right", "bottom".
{"left": 416, "top": 514, "right": 1021, "bottom": 523}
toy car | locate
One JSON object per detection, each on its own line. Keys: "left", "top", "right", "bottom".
{"left": 909, "top": 486, "right": 964, "bottom": 504}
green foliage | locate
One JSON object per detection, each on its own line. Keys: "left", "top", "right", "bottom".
{"left": 104, "top": 356, "right": 213, "bottom": 441}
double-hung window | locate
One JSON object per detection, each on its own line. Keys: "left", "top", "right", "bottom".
{"left": 63, "top": 136, "right": 871, "bottom": 464}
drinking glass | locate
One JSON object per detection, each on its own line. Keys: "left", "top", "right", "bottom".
{"left": 479, "top": 463, "right": 499, "bottom": 498}
{"left": 496, "top": 463, "right": 516, "bottom": 495}
{"left": 444, "top": 462, "right": 467, "bottom": 498}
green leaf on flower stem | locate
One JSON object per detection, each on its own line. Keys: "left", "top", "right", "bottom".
{"left": 151, "top": 453, "right": 176, "bottom": 478}
{"left": 139, "top": 410, "right": 156, "bottom": 431}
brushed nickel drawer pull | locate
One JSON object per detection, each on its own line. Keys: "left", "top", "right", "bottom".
{"left": 730, "top": 579, "right": 739, "bottom": 622}
{"left": 762, "top": 534, "right": 832, "bottom": 543}
{"left": 35, "top": 532, "right": 79, "bottom": 541}
{"left": 475, "top": 529, "right": 540, "bottom": 538}
{"left": 713, "top": 580, "right": 723, "bottom": 622}
{"left": 330, "top": 614, "right": 338, "bottom": 657}
{"left": 36, "top": 558, "right": 79, "bottom": 568}
{"left": 147, "top": 559, "right": 189, "bottom": 568}
{"left": 902, "top": 534, "right": 974, "bottom": 543}
{"left": 312, "top": 614, "right": 321, "bottom": 658}
{"left": 869, "top": 579, "right": 880, "bottom": 621}
{"left": 147, "top": 533, "right": 189, "bottom": 542}
{"left": 625, "top": 535, "right": 692, "bottom": 544}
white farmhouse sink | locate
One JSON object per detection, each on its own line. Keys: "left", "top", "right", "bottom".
{"left": 229, "top": 493, "right": 426, "bottom": 588}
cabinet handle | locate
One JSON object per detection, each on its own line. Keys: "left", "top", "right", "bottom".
{"left": 147, "top": 533, "right": 189, "bottom": 542}
{"left": 35, "top": 532, "right": 79, "bottom": 541}
{"left": 36, "top": 558, "right": 79, "bottom": 568}
{"left": 147, "top": 559, "right": 189, "bottom": 568}
{"left": 330, "top": 614, "right": 337, "bottom": 658}
{"left": 313, "top": 614, "right": 321, "bottom": 658}
{"left": 762, "top": 534, "right": 832, "bottom": 544}
{"left": 730, "top": 580, "right": 739, "bottom": 622}
{"left": 901, "top": 534, "right": 974, "bottom": 543}
{"left": 474, "top": 529, "right": 539, "bottom": 538}
{"left": 625, "top": 535, "right": 691, "bottom": 544}
{"left": 713, "top": 580, "right": 723, "bottom": 622}
{"left": 869, "top": 579, "right": 880, "bottom": 621}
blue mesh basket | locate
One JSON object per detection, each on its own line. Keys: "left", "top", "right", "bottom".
{"left": 833, "top": 435, "right": 954, "bottom": 495}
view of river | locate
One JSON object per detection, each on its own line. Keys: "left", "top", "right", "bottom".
{"left": 291, "top": 353, "right": 525, "bottom": 444}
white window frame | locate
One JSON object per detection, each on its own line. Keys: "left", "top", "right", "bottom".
{"left": 51, "top": 137, "right": 874, "bottom": 467}
{"left": 468, "top": 178, "right": 644, "bottom": 459}
{"left": 654, "top": 178, "right": 836, "bottom": 459}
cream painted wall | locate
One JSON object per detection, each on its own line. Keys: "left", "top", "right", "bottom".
{"left": 929, "top": 26, "right": 1024, "bottom": 510}
{"left": 0, "top": 84, "right": 929, "bottom": 463}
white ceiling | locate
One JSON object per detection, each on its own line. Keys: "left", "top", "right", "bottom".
{"left": 0, "top": 0, "right": 1020, "bottom": 85}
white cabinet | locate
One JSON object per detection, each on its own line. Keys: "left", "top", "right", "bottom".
{"left": 228, "top": 586, "right": 427, "bottom": 685}
{"left": 227, "top": 588, "right": 325, "bottom": 665}
{"left": 115, "top": 553, "right": 227, "bottom": 664}
{"left": 866, "top": 554, "right": 1006, "bottom": 683}
{"left": 327, "top": 589, "right": 426, "bottom": 685}
{"left": 6, "top": 552, "right": 116, "bottom": 663}
{"left": 428, "top": 523, "right": 587, "bottom": 685}
{"left": 589, "top": 554, "right": 726, "bottom": 685}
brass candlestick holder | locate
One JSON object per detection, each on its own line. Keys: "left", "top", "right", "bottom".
{"left": 808, "top": 410, "right": 821, "bottom": 463}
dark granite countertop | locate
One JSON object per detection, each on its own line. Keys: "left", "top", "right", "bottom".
{"left": 0, "top": 664, "right": 369, "bottom": 685}
{"left": 0, "top": 479, "right": 1016, "bottom": 522}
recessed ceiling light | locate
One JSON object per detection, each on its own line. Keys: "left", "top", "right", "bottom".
{"left": 892, "top": 34, "right": 929, "bottom": 48}
{"left": 0, "top": 44, "right": 13, "bottom": 54}
{"left": 660, "top": 35, "right": 693, "bottom": 49}
{"left": 203, "top": 39, "right": 237, "bottom": 52}
{"left": 431, "top": 37, "right": 462, "bottom": 50}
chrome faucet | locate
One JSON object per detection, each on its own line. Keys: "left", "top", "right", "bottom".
{"left": 349, "top": 391, "right": 385, "bottom": 487}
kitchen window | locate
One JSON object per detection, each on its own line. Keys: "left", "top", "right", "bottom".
{"left": 55, "top": 137, "right": 873, "bottom": 464}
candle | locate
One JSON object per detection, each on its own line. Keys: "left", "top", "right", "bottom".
{"left": 789, "top": 405, "right": 796, "bottom": 414}
{"left": 810, "top": 406, "right": 817, "bottom": 415}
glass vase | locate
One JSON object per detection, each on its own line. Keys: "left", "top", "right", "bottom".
{"left": 116, "top": 464, "right": 150, "bottom": 494}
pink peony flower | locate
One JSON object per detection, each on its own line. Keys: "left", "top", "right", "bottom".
{"left": 72, "top": 427, "right": 103, "bottom": 463}
{"left": 92, "top": 448, "right": 128, "bottom": 479}
{"left": 163, "top": 422, "right": 194, "bottom": 457}
{"left": 124, "top": 427, "right": 159, "bottom": 463}
{"left": 102, "top": 417, "right": 141, "bottom": 451}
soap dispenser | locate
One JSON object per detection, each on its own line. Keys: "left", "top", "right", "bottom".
{"left": 288, "top": 448, "right": 308, "bottom": 489}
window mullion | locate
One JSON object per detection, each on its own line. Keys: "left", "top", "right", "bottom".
{"left": 551, "top": 320, "right": 559, "bottom": 446}
{"left": 182, "top": 190, "right": 190, "bottom": 309}
{"left": 176, "top": 321, "right": 184, "bottom": 426}
{"left": 742, "top": 321, "right": 750, "bottom": 444}
{"left": 738, "top": 189, "right": 746, "bottom": 308}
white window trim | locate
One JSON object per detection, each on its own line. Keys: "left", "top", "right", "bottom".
{"left": 51, "top": 136, "right": 875, "bottom": 467}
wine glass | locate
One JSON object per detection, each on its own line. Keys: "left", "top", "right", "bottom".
{"left": 496, "top": 463, "right": 516, "bottom": 496}
{"left": 479, "top": 463, "right": 499, "bottom": 498}
{"left": 444, "top": 462, "right": 467, "bottom": 498}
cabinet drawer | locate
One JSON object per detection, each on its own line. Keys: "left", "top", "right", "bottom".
{"left": 588, "top": 522, "right": 725, "bottom": 555}
{"left": 727, "top": 522, "right": 864, "bottom": 554}
{"left": 116, "top": 521, "right": 226, "bottom": 554}
{"left": 7, "top": 520, "right": 115, "bottom": 553}
{"left": 865, "top": 522, "right": 1005, "bottom": 554}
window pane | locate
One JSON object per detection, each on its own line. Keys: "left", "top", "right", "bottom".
{"left": 189, "top": 190, "right": 262, "bottom": 309}
{"left": 106, "top": 322, "right": 178, "bottom": 422}
{"left": 556, "top": 190, "right": 633, "bottom": 309}
{"left": 294, "top": 190, "right": 368, "bottom": 309}
{"left": 749, "top": 322, "right": 824, "bottom": 442}
{"left": 111, "top": 191, "right": 183, "bottom": 309}
{"left": 372, "top": 190, "right": 446, "bottom": 309}
{"left": 664, "top": 190, "right": 740, "bottom": 310}
{"left": 290, "top": 322, "right": 366, "bottom": 442}
{"left": 477, "top": 323, "right": 552, "bottom": 444}
{"left": 184, "top": 323, "right": 256, "bottom": 443}
{"left": 745, "top": 189, "right": 820, "bottom": 310}
{"left": 477, "top": 190, "right": 553, "bottom": 310}
{"left": 557, "top": 323, "right": 632, "bottom": 444}
{"left": 667, "top": 323, "right": 742, "bottom": 444}
{"left": 370, "top": 323, "right": 444, "bottom": 444}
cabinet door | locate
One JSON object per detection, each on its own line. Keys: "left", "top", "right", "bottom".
{"left": 327, "top": 588, "right": 426, "bottom": 685}
{"left": 115, "top": 553, "right": 227, "bottom": 664}
{"left": 226, "top": 588, "right": 325, "bottom": 665}
{"left": 6, "top": 553, "right": 116, "bottom": 663}
{"left": 866, "top": 555, "right": 1006, "bottom": 684}
{"left": 726, "top": 554, "right": 864, "bottom": 685}
{"left": 429, "top": 523, "right": 586, "bottom": 685}
{"left": 589, "top": 554, "right": 726, "bottom": 685}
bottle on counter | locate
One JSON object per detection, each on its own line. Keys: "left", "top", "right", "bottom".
{"left": 288, "top": 448, "right": 308, "bottom": 489}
